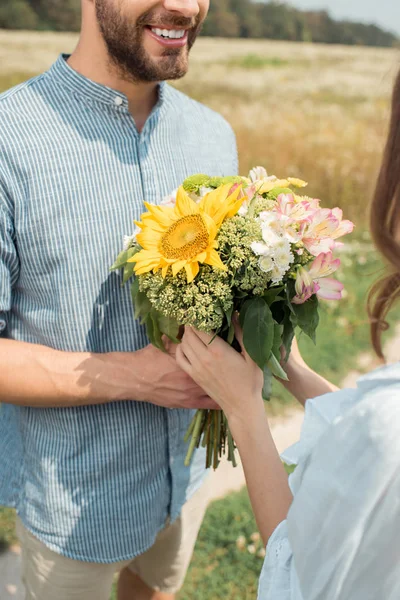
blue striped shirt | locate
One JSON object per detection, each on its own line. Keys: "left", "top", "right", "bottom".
{"left": 0, "top": 54, "right": 238, "bottom": 562}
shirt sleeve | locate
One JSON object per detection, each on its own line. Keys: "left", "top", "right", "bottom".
{"left": 258, "top": 521, "right": 304, "bottom": 600}
{"left": 0, "top": 190, "right": 19, "bottom": 335}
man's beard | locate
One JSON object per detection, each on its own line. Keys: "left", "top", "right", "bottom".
{"left": 95, "top": 1, "right": 202, "bottom": 83}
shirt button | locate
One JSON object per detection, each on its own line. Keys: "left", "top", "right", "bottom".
{"left": 114, "top": 96, "right": 123, "bottom": 107}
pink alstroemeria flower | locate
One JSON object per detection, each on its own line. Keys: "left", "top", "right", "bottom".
{"left": 275, "top": 193, "right": 316, "bottom": 223}
{"left": 293, "top": 252, "right": 344, "bottom": 304}
{"left": 302, "top": 208, "right": 354, "bottom": 256}
{"left": 272, "top": 194, "right": 316, "bottom": 243}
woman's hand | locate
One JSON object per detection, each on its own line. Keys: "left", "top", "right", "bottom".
{"left": 177, "top": 321, "right": 293, "bottom": 546}
{"left": 176, "top": 319, "right": 264, "bottom": 423}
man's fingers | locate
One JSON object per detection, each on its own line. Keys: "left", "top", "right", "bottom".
{"left": 162, "top": 335, "right": 177, "bottom": 357}
{"left": 189, "top": 396, "right": 221, "bottom": 411}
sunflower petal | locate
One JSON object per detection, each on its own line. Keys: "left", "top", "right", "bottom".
{"left": 196, "top": 251, "right": 207, "bottom": 263}
{"left": 136, "top": 229, "right": 161, "bottom": 250}
{"left": 201, "top": 212, "right": 218, "bottom": 242}
{"left": 128, "top": 249, "right": 158, "bottom": 264}
{"left": 171, "top": 259, "right": 187, "bottom": 277}
{"left": 162, "top": 265, "right": 170, "bottom": 278}
{"left": 204, "top": 249, "right": 227, "bottom": 271}
{"left": 143, "top": 203, "right": 176, "bottom": 228}
{"left": 185, "top": 261, "right": 199, "bottom": 283}
{"left": 200, "top": 183, "right": 243, "bottom": 227}
{"left": 175, "top": 187, "right": 200, "bottom": 217}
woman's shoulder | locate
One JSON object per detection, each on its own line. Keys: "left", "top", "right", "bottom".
{"left": 281, "top": 361, "right": 400, "bottom": 471}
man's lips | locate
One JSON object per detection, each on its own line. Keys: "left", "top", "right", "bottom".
{"left": 145, "top": 25, "right": 190, "bottom": 48}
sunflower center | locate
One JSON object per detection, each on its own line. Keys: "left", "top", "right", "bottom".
{"left": 161, "top": 214, "right": 209, "bottom": 260}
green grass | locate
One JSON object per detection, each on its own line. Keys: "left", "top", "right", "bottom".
{"left": 0, "top": 507, "right": 17, "bottom": 552}
{"left": 226, "top": 53, "right": 290, "bottom": 69}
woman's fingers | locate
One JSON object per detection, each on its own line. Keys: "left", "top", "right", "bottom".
{"left": 187, "top": 327, "right": 215, "bottom": 347}
{"left": 176, "top": 344, "right": 193, "bottom": 375}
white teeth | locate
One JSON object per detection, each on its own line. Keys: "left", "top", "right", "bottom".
{"left": 151, "top": 27, "right": 186, "bottom": 40}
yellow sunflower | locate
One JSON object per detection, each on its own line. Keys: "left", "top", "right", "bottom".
{"left": 129, "top": 183, "right": 243, "bottom": 283}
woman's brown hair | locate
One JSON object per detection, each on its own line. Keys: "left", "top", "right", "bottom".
{"left": 368, "top": 68, "right": 400, "bottom": 358}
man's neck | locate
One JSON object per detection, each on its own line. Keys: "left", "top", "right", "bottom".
{"left": 68, "top": 39, "right": 159, "bottom": 133}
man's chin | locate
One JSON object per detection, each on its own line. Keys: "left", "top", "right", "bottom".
{"left": 148, "top": 53, "right": 189, "bottom": 81}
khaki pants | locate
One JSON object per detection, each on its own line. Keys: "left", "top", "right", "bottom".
{"left": 16, "top": 483, "right": 210, "bottom": 599}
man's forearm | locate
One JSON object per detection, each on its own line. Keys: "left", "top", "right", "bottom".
{"left": 0, "top": 339, "right": 137, "bottom": 407}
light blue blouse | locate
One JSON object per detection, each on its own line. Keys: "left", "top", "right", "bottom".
{"left": 258, "top": 362, "right": 400, "bottom": 600}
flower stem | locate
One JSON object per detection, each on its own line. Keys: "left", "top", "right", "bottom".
{"left": 213, "top": 411, "right": 220, "bottom": 470}
{"left": 184, "top": 410, "right": 204, "bottom": 467}
{"left": 228, "top": 428, "right": 237, "bottom": 468}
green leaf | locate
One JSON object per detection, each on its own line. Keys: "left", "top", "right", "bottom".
{"left": 122, "top": 261, "right": 135, "bottom": 285}
{"left": 266, "top": 187, "right": 293, "bottom": 200}
{"left": 285, "top": 281, "right": 297, "bottom": 316}
{"left": 134, "top": 290, "right": 152, "bottom": 322}
{"left": 268, "top": 353, "right": 289, "bottom": 381}
{"left": 227, "top": 321, "right": 235, "bottom": 345}
{"left": 150, "top": 313, "right": 167, "bottom": 352}
{"left": 111, "top": 246, "right": 139, "bottom": 274}
{"left": 145, "top": 312, "right": 165, "bottom": 352}
{"left": 242, "top": 298, "right": 274, "bottom": 369}
{"left": 291, "top": 295, "right": 319, "bottom": 344}
{"left": 157, "top": 314, "right": 180, "bottom": 344}
{"left": 262, "top": 365, "right": 273, "bottom": 401}
{"left": 239, "top": 299, "right": 253, "bottom": 328}
{"left": 130, "top": 278, "right": 140, "bottom": 303}
{"left": 282, "top": 306, "right": 295, "bottom": 362}
{"left": 110, "top": 249, "right": 128, "bottom": 271}
{"left": 263, "top": 286, "right": 284, "bottom": 306}
{"left": 271, "top": 322, "right": 283, "bottom": 360}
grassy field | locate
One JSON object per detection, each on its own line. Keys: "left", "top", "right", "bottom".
{"left": 1, "top": 31, "right": 399, "bottom": 598}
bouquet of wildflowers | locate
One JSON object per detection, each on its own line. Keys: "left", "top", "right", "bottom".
{"left": 111, "top": 167, "right": 353, "bottom": 470}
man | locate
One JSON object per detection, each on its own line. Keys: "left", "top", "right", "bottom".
{"left": 0, "top": 1, "right": 238, "bottom": 598}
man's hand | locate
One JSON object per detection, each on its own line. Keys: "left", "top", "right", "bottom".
{"left": 118, "top": 341, "right": 220, "bottom": 410}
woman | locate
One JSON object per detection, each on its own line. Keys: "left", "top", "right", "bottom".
{"left": 176, "top": 68, "right": 400, "bottom": 600}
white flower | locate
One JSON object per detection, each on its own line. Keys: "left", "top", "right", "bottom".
{"left": 259, "top": 211, "right": 278, "bottom": 226}
{"left": 274, "top": 249, "right": 294, "bottom": 270}
{"left": 270, "top": 265, "right": 285, "bottom": 284}
{"left": 198, "top": 186, "right": 214, "bottom": 198}
{"left": 259, "top": 256, "right": 274, "bottom": 273}
{"left": 251, "top": 241, "right": 271, "bottom": 256}
{"left": 238, "top": 201, "right": 249, "bottom": 216}
{"left": 261, "top": 225, "right": 282, "bottom": 247}
{"left": 247, "top": 544, "right": 256, "bottom": 555}
{"left": 258, "top": 548, "right": 266, "bottom": 559}
{"left": 123, "top": 226, "right": 141, "bottom": 250}
{"left": 249, "top": 166, "right": 268, "bottom": 183}
{"left": 160, "top": 188, "right": 178, "bottom": 207}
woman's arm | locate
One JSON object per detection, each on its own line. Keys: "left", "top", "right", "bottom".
{"left": 280, "top": 338, "right": 339, "bottom": 406}
{"left": 230, "top": 407, "right": 293, "bottom": 545}
{"left": 176, "top": 325, "right": 292, "bottom": 545}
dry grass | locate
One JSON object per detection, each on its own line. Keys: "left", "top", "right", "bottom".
{"left": 0, "top": 31, "right": 399, "bottom": 225}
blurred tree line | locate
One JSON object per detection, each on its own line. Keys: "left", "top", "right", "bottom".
{"left": 0, "top": 0, "right": 398, "bottom": 48}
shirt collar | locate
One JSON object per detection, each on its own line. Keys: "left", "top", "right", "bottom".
{"left": 48, "top": 54, "right": 168, "bottom": 117}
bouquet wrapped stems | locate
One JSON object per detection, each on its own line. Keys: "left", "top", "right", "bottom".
{"left": 184, "top": 409, "right": 237, "bottom": 469}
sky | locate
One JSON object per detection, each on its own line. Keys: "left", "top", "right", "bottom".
{"left": 273, "top": 1, "right": 400, "bottom": 35}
